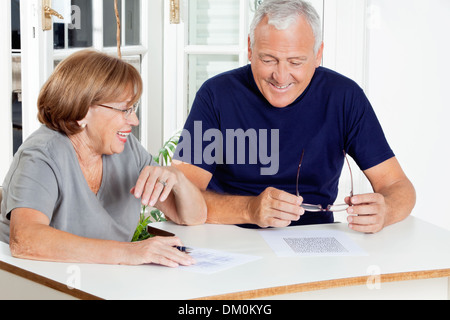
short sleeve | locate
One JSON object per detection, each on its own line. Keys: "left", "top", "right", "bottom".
{"left": 3, "top": 149, "right": 59, "bottom": 221}
{"left": 345, "top": 88, "right": 395, "bottom": 171}
{"left": 128, "top": 133, "right": 159, "bottom": 170}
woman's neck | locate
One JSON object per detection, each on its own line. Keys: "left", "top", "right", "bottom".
{"left": 69, "top": 132, "right": 102, "bottom": 166}
{"left": 69, "top": 132, "right": 103, "bottom": 194}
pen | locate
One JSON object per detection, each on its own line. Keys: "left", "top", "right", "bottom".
{"left": 175, "top": 246, "right": 193, "bottom": 254}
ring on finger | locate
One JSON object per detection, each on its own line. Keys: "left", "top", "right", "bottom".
{"left": 158, "top": 180, "right": 167, "bottom": 187}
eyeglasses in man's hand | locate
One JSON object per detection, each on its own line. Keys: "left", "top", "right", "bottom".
{"left": 296, "top": 150, "right": 354, "bottom": 212}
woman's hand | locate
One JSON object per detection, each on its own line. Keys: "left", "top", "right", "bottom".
{"left": 131, "top": 166, "right": 181, "bottom": 207}
{"left": 125, "top": 236, "right": 195, "bottom": 267}
{"left": 131, "top": 166, "right": 207, "bottom": 226}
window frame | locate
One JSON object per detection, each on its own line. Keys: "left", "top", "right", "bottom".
{"left": 13, "top": 0, "right": 150, "bottom": 153}
{"left": 162, "top": 0, "right": 250, "bottom": 143}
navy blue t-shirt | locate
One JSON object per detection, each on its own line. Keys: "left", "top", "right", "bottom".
{"left": 174, "top": 65, "right": 394, "bottom": 227}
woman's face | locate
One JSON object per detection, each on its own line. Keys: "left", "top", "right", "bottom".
{"left": 83, "top": 89, "right": 140, "bottom": 156}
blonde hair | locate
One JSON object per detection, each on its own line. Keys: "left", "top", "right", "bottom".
{"left": 38, "top": 49, "right": 143, "bottom": 136}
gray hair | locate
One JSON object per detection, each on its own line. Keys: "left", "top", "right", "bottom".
{"left": 249, "top": 0, "right": 323, "bottom": 54}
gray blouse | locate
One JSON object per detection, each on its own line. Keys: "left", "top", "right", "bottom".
{"left": 0, "top": 126, "right": 156, "bottom": 244}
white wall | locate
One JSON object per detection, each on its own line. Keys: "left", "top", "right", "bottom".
{"left": 322, "top": 0, "right": 374, "bottom": 215}
{"left": 365, "top": 0, "right": 450, "bottom": 230}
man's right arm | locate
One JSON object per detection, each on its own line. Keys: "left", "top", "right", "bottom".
{"left": 171, "top": 160, "right": 304, "bottom": 228}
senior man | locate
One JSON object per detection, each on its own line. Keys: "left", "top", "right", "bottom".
{"left": 173, "top": 0, "right": 416, "bottom": 233}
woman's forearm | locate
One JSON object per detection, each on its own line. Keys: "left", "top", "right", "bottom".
{"left": 162, "top": 173, "right": 207, "bottom": 226}
{"left": 10, "top": 211, "right": 129, "bottom": 264}
{"left": 9, "top": 208, "right": 195, "bottom": 267}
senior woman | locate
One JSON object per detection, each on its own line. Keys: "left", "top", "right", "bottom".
{"left": 0, "top": 50, "right": 206, "bottom": 267}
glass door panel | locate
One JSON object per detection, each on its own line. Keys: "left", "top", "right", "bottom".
{"left": 188, "top": 54, "right": 240, "bottom": 111}
{"left": 53, "top": 0, "right": 93, "bottom": 49}
{"left": 125, "top": 0, "right": 141, "bottom": 46}
{"left": 103, "top": 0, "right": 141, "bottom": 47}
{"left": 188, "top": 0, "right": 240, "bottom": 46}
{"left": 185, "top": 0, "right": 247, "bottom": 113}
{"left": 103, "top": 0, "right": 121, "bottom": 47}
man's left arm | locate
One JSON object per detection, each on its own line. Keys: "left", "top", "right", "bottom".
{"left": 346, "top": 157, "right": 416, "bottom": 233}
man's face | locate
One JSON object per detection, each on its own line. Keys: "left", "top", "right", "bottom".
{"left": 249, "top": 15, "right": 323, "bottom": 108}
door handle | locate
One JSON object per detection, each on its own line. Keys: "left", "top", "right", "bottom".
{"left": 42, "top": 0, "right": 64, "bottom": 31}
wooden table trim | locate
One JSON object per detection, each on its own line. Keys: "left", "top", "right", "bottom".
{"left": 0, "top": 260, "right": 103, "bottom": 300}
{"left": 194, "top": 269, "right": 450, "bottom": 300}
{"left": 2, "top": 259, "right": 449, "bottom": 300}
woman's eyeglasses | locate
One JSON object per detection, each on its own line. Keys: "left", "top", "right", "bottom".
{"left": 97, "top": 102, "right": 140, "bottom": 119}
{"left": 296, "top": 150, "right": 354, "bottom": 212}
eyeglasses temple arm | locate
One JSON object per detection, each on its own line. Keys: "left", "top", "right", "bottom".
{"left": 296, "top": 150, "right": 305, "bottom": 197}
{"left": 343, "top": 150, "right": 354, "bottom": 198}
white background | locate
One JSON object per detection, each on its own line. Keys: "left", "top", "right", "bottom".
{"left": 365, "top": 0, "right": 450, "bottom": 230}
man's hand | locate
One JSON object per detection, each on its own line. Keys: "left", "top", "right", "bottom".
{"left": 247, "top": 187, "right": 305, "bottom": 228}
{"left": 345, "top": 193, "right": 388, "bottom": 234}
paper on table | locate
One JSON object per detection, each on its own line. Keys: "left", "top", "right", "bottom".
{"left": 259, "top": 229, "right": 367, "bottom": 257}
{"left": 180, "top": 248, "right": 261, "bottom": 274}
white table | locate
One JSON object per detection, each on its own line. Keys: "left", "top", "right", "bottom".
{"left": 1, "top": 216, "right": 449, "bottom": 300}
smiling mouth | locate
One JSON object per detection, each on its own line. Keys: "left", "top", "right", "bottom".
{"left": 118, "top": 131, "right": 131, "bottom": 137}
{"left": 117, "top": 131, "right": 131, "bottom": 141}
{"left": 269, "top": 82, "right": 292, "bottom": 90}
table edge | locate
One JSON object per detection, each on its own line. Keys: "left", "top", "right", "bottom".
{"left": 2, "top": 259, "right": 449, "bottom": 300}
{"left": 193, "top": 269, "right": 450, "bottom": 300}
{"left": 0, "top": 260, "right": 103, "bottom": 300}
